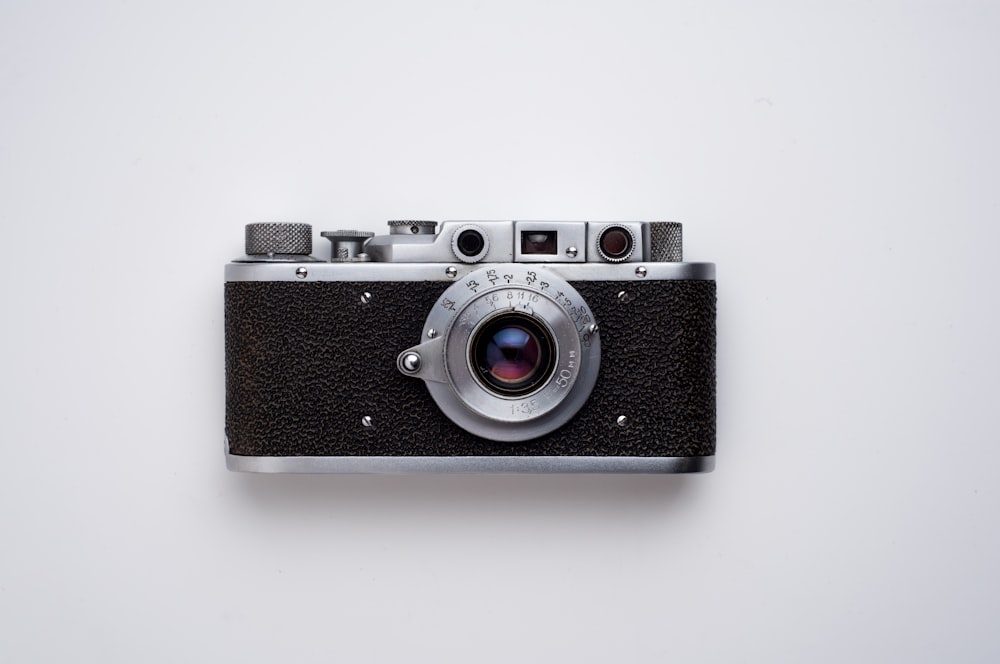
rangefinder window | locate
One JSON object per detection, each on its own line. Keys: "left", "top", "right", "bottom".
{"left": 521, "top": 230, "right": 558, "bottom": 255}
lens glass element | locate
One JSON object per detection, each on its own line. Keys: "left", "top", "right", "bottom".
{"left": 486, "top": 327, "right": 539, "bottom": 382}
{"left": 471, "top": 314, "right": 555, "bottom": 397}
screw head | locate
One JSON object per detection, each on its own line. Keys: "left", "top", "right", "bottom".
{"left": 360, "top": 292, "right": 372, "bottom": 304}
{"left": 400, "top": 352, "right": 421, "bottom": 373}
{"left": 361, "top": 415, "right": 373, "bottom": 427}
{"left": 427, "top": 328, "right": 438, "bottom": 339}
{"left": 445, "top": 266, "right": 458, "bottom": 278}
{"left": 587, "top": 322, "right": 599, "bottom": 336}
{"left": 635, "top": 266, "right": 648, "bottom": 278}
{"left": 295, "top": 267, "right": 308, "bottom": 279}
{"left": 616, "top": 415, "right": 629, "bottom": 427}
{"left": 617, "top": 290, "right": 634, "bottom": 304}
{"left": 566, "top": 246, "right": 578, "bottom": 258}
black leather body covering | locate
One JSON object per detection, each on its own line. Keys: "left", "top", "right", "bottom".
{"left": 225, "top": 279, "right": 715, "bottom": 458}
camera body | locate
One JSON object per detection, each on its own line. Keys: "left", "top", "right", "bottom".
{"left": 225, "top": 220, "right": 716, "bottom": 473}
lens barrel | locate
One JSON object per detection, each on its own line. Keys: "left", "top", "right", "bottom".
{"left": 402, "top": 265, "right": 601, "bottom": 441}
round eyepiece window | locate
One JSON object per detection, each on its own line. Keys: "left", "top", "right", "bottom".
{"left": 597, "top": 225, "right": 635, "bottom": 262}
{"left": 451, "top": 225, "right": 491, "bottom": 263}
{"left": 457, "top": 230, "right": 485, "bottom": 257}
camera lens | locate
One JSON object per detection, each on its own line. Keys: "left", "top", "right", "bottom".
{"left": 470, "top": 313, "right": 555, "bottom": 397}
{"left": 597, "top": 225, "right": 634, "bottom": 262}
{"left": 409, "top": 266, "right": 601, "bottom": 441}
{"left": 456, "top": 229, "right": 486, "bottom": 257}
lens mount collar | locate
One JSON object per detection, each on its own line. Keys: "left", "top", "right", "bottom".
{"left": 397, "top": 265, "right": 601, "bottom": 442}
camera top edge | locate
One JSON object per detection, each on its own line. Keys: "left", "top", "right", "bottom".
{"left": 236, "top": 220, "right": 688, "bottom": 265}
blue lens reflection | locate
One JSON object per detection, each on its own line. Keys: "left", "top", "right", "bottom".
{"left": 485, "top": 326, "right": 540, "bottom": 383}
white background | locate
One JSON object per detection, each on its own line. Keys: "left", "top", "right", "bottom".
{"left": 2, "top": 1, "right": 998, "bottom": 662}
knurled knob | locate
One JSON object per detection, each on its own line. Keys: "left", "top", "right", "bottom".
{"left": 648, "top": 222, "right": 683, "bottom": 262}
{"left": 245, "top": 222, "right": 313, "bottom": 256}
{"left": 388, "top": 220, "right": 438, "bottom": 235}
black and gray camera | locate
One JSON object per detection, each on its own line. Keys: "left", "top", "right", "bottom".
{"left": 225, "top": 220, "right": 716, "bottom": 473}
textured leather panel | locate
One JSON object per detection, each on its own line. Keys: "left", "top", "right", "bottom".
{"left": 225, "top": 279, "right": 715, "bottom": 457}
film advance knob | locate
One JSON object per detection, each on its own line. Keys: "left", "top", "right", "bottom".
{"left": 321, "top": 230, "right": 375, "bottom": 261}
{"left": 245, "top": 222, "right": 314, "bottom": 256}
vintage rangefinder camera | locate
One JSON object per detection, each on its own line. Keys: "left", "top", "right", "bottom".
{"left": 225, "top": 220, "right": 716, "bottom": 473}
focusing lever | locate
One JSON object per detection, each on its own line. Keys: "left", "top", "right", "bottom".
{"left": 396, "top": 337, "right": 448, "bottom": 384}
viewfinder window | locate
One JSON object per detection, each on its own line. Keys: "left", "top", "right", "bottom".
{"left": 521, "top": 230, "right": 558, "bottom": 255}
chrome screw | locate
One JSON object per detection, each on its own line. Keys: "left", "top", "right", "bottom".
{"left": 427, "top": 328, "right": 438, "bottom": 339}
{"left": 587, "top": 322, "right": 599, "bottom": 336}
{"left": 360, "top": 292, "right": 372, "bottom": 304}
{"left": 295, "top": 267, "right": 308, "bottom": 279}
{"left": 635, "top": 266, "right": 647, "bottom": 278}
{"left": 616, "top": 415, "right": 629, "bottom": 428}
{"left": 617, "top": 290, "right": 634, "bottom": 304}
{"left": 361, "top": 415, "right": 373, "bottom": 427}
{"left": 445, "top": 266, "right": 458, "bottom": 278}
{"left": 400, "top": 352, "right": 421, "bottom": 373}
{"left": 566, "top": 246, "right": 578, "bottom": 258}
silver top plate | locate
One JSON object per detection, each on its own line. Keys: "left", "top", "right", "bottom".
{"left": 225, "top": 261, "right": 716, "bottom": 282}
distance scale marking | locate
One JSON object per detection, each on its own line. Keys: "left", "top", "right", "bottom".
{"left": 440, "top": 266, "right": 597, "bottom": 349}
